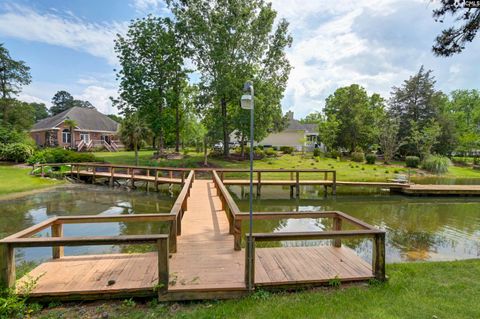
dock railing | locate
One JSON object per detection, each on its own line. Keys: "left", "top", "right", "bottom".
{"left": 0, "top": 216, "right": 171, "bottom": 292}
{"left": 244, "top": 211, "right": 386, "bottom": 289}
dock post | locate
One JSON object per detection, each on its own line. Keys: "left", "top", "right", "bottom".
{"left": 234, "top": 219, "right": 242, "bottom": 251}
{"left": 256, "top": 172, "right": 261, "bottom": 197}
{"left": 155, "top": 169, "right": 159, "bottom": 191}
{"left": 295, "top": 171, "right": 300, "bottom": 198}
{"left": 169, "top": 220, "right": 177, "bottom": 253}
{"left": 109, "top": 167, "right": 114, "bottom": 187}
{"left": 51, "top": 223, "right": 64, "bottom": 259}
{"left": 245, "top": 235, "right": 255, "bottom": 290}
{"left": 373, "top": 232, "right": 386, "bottom": 281}
{"left": 146, "top": 169, "right": 150, "bottom": 192}
{"left": 332, "top": 216, "right": 342, "bottom": 247}
{"left": 332, "top": 171, "right": 337, "bottom": 196}
{"left": 0, "top": 243, "right": 15, "bottom": 289}
{"left": 156, "top": 238, "right": 169, "bottom": 296}
{"left": 324, "top": 172, "right": 328, "bottom": 197}
{"left": 77, "top": 165, "right": 80, "bottom": 180}
{"left": 92, "top": 167, "right": 96, "bottom": 184}
{"left": 41, "top": 165, "right": 44, "bottom": 177}
{"left": 290, "top": 185, "right": 294, "bottom": 198}
{"left": 181, "top": 171, "right": 185, "bottom": 185}
{"left": 130, "top": 168, "right": 135, "bottom": 188}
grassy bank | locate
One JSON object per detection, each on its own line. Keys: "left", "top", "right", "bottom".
{"left": 0, "top": 165, "right": 64, "bottom": 196}
{"left": 93, "top": 150, "right": 480, "bottom": 182}
{"left": 33, "top": 259, "right": 480, "bottom": 319}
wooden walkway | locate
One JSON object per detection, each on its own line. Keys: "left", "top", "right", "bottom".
{"left": 13, "top": 178, "right": 375, "bottom": 301}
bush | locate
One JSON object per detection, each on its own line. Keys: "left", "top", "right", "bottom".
{"left": 365, "top": 153, "right": 376, "bottom": 164}
{"left": 254, "top": 149, "right": 265, "bottom": 159}
{"left": 422, "top": 155, "right": 451, "bottom": 174}
{"left": 313, "top": 148, "right": 321, "bottom": 157}
{"left": 327, "top": 150, "right": 341, "bottom": 159}
{"left": 264, "top": 147, "right": 277, "bottom": 157}
{"left": 280, "top": 146, "right": 294, "bottom": 154}
{"left": 27, "top": 148, "right": 96, "bottom": 165}
{"left": 0, "top": 143, "right": 35, "bottom": 163}
{"left": 351, "top": 152, "right": 365, "bottom": 163}
{"left": 405, "top": 156, "right": 420, "bottom": 168}
{"left": 474, "top": 157, "right": 480, "bottom": 166}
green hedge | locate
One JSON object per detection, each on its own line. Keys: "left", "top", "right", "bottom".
{"left": 27, "top": 148, "right": 97, "bottom": 165}
{"left": 405, "top": 156, "right": 420, "bottom": 168}
{"left": 351, "top": 152, "right": 365, "bottom": 163}
{"left": 422, "top": 155, "right": 451, "bottom": 174}
{"left": 365, "top": 153, "right": 376, "bottom": 164}
{"left": 0, "top": 143, "right": 35, "bottom": 163}
{"left": 280, "top": 146, "right": 294, "bottom": 154}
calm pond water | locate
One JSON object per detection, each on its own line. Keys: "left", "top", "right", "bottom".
{"left": 230, "top": 185, "right": 480, "bottom": 263}
{"left": 0, "top": 185, "right": 175, "bottom": 264}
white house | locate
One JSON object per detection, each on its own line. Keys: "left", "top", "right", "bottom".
{"left": 231, "top": 111, "right": 320, "bottom": 151}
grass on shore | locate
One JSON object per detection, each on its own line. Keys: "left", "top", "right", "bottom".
{"left": 33, "top": 260, "right": 480, "bottom": 319}
{"left": 0, "top": 165, "right": 64, "bottom": 196}
{"left": 93, "top": 150, "right": 480, "bottom": 182}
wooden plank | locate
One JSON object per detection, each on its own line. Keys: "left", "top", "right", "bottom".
{"left": 1, "top": 217, "right": 58, "bottom": 240}
{"left": 252, "top": 229, "right": 383, "bottom": 242}
{"left": 51, "top": 224, "right": 64, "bottom": 259}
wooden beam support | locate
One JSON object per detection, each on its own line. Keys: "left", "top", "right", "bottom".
{"left": 373, "top": 232, "right": 386, "bottom": 281}
{"left": 157, "top": 238, "right": 169, "bottom": 297}
{"left": 332, "top": 217, "right": 342, "bottom": 247}
{"left": 0, "top": 243, "right": 15, "bottom": 289}
{"left": 51, "top": 224, "right": 64, "bottom": 259}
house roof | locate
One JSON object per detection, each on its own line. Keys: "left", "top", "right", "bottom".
{"left": 283, "top": 111, "right": 318, "bottom": 134}
{"left": 31, "top": 107, "right": 119, "bottom": 132}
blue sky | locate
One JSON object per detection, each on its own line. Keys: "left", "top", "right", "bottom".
{"left": 0, "top": 0, "right": 479, "bottom": 117}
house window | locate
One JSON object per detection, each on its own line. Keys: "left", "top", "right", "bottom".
{"left": 306, "top": 135, "right": 318, "bottom": 142}
{"left": 62, "top": 129, "right": 71, "bottom": 144}
{"left": 80, "top": 133, "right": 90, "bottom": 143}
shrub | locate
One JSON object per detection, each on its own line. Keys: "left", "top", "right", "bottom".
{"left": 264, "top": 147, "right": 277, "bottom": 157}
{"left": 0, "top": 143, "right": 35, "bottom": 163}
{"left": 280, "top": 146, "right": 294, "bottom": 154}
{"left": 422, "top": 155, "right": 451, "bottom": 174}
{"left": 328, "top": 150, "right": 341, "bottom": 159}
{"left": 405, "top": 156, "right": 420, "bottom": 168}
{"left": 254, "top": 149, "right": 265, "bottom": 159}
{"left": 27, "top": 148, "right": 96, "bottom": 165}
{"left": 313, "top": 148, "right": 321, "bottom": 157}
{"left": 474, "top": 157, "right": 480, "bottom": 166}
{"left": 365, "top": 153, "right": 376, "bottom": 164}
{"left": 351, "top": 152, "right": 365, "bottom": 163}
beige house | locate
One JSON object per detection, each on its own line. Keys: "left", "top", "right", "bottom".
{"left": 30, "top": 107, "right": 122, "bottom": 152}
{"left": 231, "top": 111, "right": 320, "bottom": 151}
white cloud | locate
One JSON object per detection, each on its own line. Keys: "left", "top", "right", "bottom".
{"left": 131, "top": 0, "right": 169, "bottom": 14}
{"left": 0, "top": 3, "right": 126, "bottom": 65}
{"left": 76, "top": 85, "right": 118, "bottom": 115}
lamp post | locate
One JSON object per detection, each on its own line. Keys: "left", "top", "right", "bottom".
{"left": 241, "top": 81, "right": 254, "bottom": 290}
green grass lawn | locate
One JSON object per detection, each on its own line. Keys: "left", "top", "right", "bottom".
{"left": 33, "top": 259, "right": 480, "bottom": 319}
{"left": 93, "top": 150, "right": 480, "bottom": 182}
{"left": 0, "top": 165, "right": 64, "bottom": 196}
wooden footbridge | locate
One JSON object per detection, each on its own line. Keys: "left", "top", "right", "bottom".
{"left": 1, "top": 168, "right": 387, "bottom": 301}
{"left": 31, "top": 163, "right": 480, "bottom": 196}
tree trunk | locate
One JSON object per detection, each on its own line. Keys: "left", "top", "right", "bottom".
{"left": 175, "top": 103, "right": 180, "bottom": 153}
{"left": 240, "top": 134, "right": 245, "bottom": 158}
{"left": 221, "top": 98, "right": 229, "bottom": 157}
{"left": 203, "top": 136, "right": 208, "bottom": 166}
{"left": 158, "top": 102, "right": 164, "bottom": 155}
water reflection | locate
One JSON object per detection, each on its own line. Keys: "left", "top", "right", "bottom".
{"left": 0, "top": 185, "right": 175, "bottom": 263}
{"left": 232, "top": 185, "right": 480, "bottom": 263}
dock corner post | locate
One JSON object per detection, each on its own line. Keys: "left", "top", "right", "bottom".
{"left": 109, "top": 167, "right": 114, "bottom": 187}
{"left": 295, "top": 171, "right": 300, "bottom": 198}
{"left": 169, "top": 220, "right": 177, "bottom": 253}
{"left": 0, "top": 243, "right": 15, "bottom": 289}
{"left": 130, "top": 168, "right": 135, "bottom": 188}
{"left": 245, "top": 235, "right": 255, "bottom": 290}
{"left": 256, "top": 172, "right": 261, "bottom": 197}
{"left": 51, "top": 223, "right": 64, "bottom": 259}
{"left": 156, "top": 238, "right": 169, "bottom": 297}
{"left": 234, "top": 219, "right": 242, "bottom": 251}
{"left": 155, "top": 169, "right": 159, "bottom": 191}
{"left": 77, "top": 165, "right": 80, "bottom": 179}
{"left": 332, "top": 171, "right": 337, "bottom": 196}
{"left": 40, "top": 165, "right": 44, "bottom": 177}
{"left": 373, "top": 232, "right": 386, "bottom": 281}
{"left": 332, "top": 216, "right": 342, "bottom": 247}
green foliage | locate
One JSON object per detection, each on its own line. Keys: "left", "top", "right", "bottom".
{"left": 365, "top": 153, "right": 376, "bottom": 164}
{"left": 120, "top": 113, "right": 150, "bottom": 165}
{"left": 324, "top": 84, "right": 385, "bottom": 152}
{"left": 0, "top": 142, "right": 34, "bottom": 162}
{"left": 0, "top": 275, "right": 42, "bottom": 318}
{"left": 0, "top": 43, "right": 31, "bottom": 105}
{"left": 280, "top": 146, "right": 294, "bottom": 154}
{"left": 351, "top": 151, "right": 365, "bottom": 163}
{"left": 50, "top": 90, "right": 95, "bottom": 115}
{"left": 27, "top": 148, "right": 96, "bottom": 165}
{"left": 422, "top": 155, "right": 451, "bottom": 174}
{"left": 328, "top": 275, "right": 341, "bottom": 288}
{"left": 264, "top": 147, "right": 277, "bottom": 157}
{"left": 251, "top": 289, "right": 271, "bottom": 300}
{"left": 405, "top": 156, "right": 420, "bottom": 168}
{"left": 409, "top": 120, "right": 441, "bottom": 159}
{"left": 313, "top": 148, "right": 321, "bottom": 157}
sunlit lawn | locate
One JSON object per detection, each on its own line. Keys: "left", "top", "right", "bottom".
{"left": 0, "top": 165, "right": 64, "bottom": 196}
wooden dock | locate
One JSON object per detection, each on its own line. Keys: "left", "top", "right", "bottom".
{"left": 1, "top": 171, "right": 386, "bottom": 301}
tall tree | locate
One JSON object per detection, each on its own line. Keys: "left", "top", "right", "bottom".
{"left": 30, "top": 102, "right": 49, "bottom": 122}
{"left": 324, "top": 84, "right": 385, "bottom": 152}
{"left": 432, "top": 1, "right": 480, "bottom": 56}
{"left": 114, "top": 16, "right": 187, "bottom": 155}
{"left": 0, "top": 44, "right": 31, "bottom": 122}
{"left": 389, "top": 66, "right": 443, "bottom": 154}
{"left": 50, "top": 91, "right": 74, "bottom": 115}
{"left": 169, "top": 0, "right": 292, "bottom": 156}
{"left": 378, "top": 117, "right": 402, "bottom": 164}
{"left": 119, "top": 113, "right": 150, "bottom": 166}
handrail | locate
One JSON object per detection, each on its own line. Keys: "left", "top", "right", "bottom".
{"left": 244, "top": 228, "right": 386, "bottom": 288}
{"left": 0, "top": 234, "right": 169, "bottom": 291}
{"left": 212, "top": 170, "right": 242, "bottom": 250}
{"left": 168, "top": 170, "right": 195, "bottom": 244}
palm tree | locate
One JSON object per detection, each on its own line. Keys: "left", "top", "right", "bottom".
{"left": 120, "top": 113, "right": 149, "bottom": 166}
{"left": 63, "top": 118, "right": 77, "bottom": 149}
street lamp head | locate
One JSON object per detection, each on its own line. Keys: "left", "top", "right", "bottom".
{"left": 241, "top": 81, "right": 254, "bottom": 109}
{"left": 241, "top": 94, "right": 254, "bottom": 109}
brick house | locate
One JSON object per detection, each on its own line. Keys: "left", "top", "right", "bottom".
{"left": 30, "top": 107, "right": 122, "bottom": 151}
